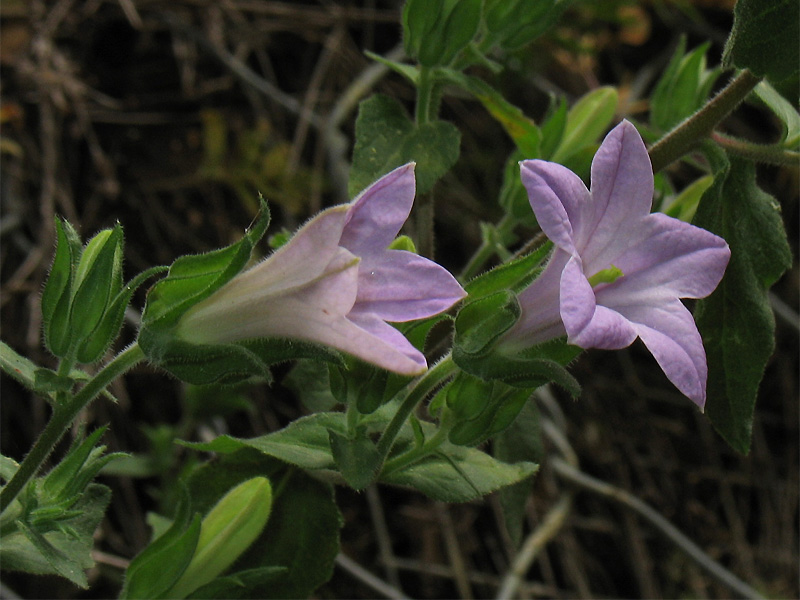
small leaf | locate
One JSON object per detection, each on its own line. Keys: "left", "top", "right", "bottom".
{"left": 328, "top": 430, "right": 382, "bottom": 490}
{"left": 551, "top": 87, "right": 618, "bottom": 165}
{"left": 41, "top": 219, "right": 80, "bottom": 356}
{"left": 382, "top": 436, "right": 537, "bottom": 503}
{"left": 186, "top": 567, "right": 287, "bottom": 599}
{"left": 454, "top": 291, "right": 521, "bottom": 356}
{"left": 440, "top": 70, "right": 541, "bottom": 156}
{"left": 752, "top": 80, "right": 800, "bottom": 147}
{"left": 121, "top": 488, "right": 201, "bottom": 599}
{"left": 283, "top": 360, "right": 339, "bottom": 412}
{"left": 70, "top": 225, "right": 123, "bottom": 343}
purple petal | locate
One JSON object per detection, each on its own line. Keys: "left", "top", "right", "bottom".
{"left": 594, "top": 213, "right": 730, "bottom": 302}
{"left": 582, "top": 121, "right": 654, "bottom": 260}
{"left": 354, "top": 250, "right": 466, "bottom": 322}
{"left": 340, "top": 163, "right": 416, "bottom": 256}
{"left": 184, "top": 247, "right": 360, "bottom": 345}
{"left": 510, "top": 249, "right": 569, "bottom": 345}
{"left": 347, "top": 311, "right": 428, "bottom": 374}
{"left": 625, "top": 300, "right": 708, "bottom": 407}
{"left": 561, "top": 257, "right": 638, "bottom": 349}
{"left": 232, "top": 206, "right": 349, "bottom": 296}
{"left": 519, "top": 160, "right": 588, "bottom": 255}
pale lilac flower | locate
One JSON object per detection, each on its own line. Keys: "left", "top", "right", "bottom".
{"left": 176, "top": 163, "right": 466, "bottom": 375}
{"left": 504, "top": 120, "right": 730, "bottom": 406}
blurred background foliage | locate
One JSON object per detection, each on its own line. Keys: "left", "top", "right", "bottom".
{"left": 1, "top": 0, "right": 796, "bottom": 598}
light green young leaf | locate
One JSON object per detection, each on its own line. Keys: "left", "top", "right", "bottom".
{"left": 752, "top": 81, "right": 800, "bottom": 147}
{"left": 551, "top": 87, "right": 618, "bottom": 165}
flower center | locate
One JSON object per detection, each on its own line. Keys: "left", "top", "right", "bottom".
{"left": 587, "top": 264, "right": 624, "bottom": 287}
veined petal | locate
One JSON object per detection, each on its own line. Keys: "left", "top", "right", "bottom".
{"left": 340, "top": 163, "right": 416, "bottom": 256}
{"left": 229, "top": 206, "right": 349, "bottom": 298}
{"left": 625, "top": 300, "right": 708, "bottom": 407}
{"left": 355, "top": 250, "right": 466, "bottom": 322}
{"left": 562, "top": 257, "right": 637, "bottom": 349}
{"left": 594, "top": 213, "right": 730, "bottom": 303}
{"left": 583, "top": 121, "right": 654, "bottom": 259}
{"left": 519, "top": 160, "right": 588, "bottom": 255}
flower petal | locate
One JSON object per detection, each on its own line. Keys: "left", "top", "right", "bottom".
{"left": 626, "top": 300, "right": 708, "bottom": 406}
{"left": 594, "top": 213, "right": 730, "bottom": 303}
{"left": 562, "top": 257, "right": 638, "bottom": 349}
{"left": 231, "top": 206, "right": 349, "bottom": 297}
{"left": 583, "top": 121, "right": 654, "bottom": 260}
{"left": 180, "top": 247, "right": 360, "bottom": 345}
{"left": 354, "top": 250, "right": 466, "bottom": 322}
{"left": 510, "top": 249, "right": 569, "bottom": 345}
{"left": 519, "top": 160, "right": 589, "bottom": 255}
{"left": 347, "top": 311, "right": 428, "bottom": 374}
{"left": 340, "top": 163, "right": 416, "bottom": 256}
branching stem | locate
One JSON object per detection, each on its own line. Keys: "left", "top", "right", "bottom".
{"left": 0, "top": 343, "right": 145, "bottom": 513}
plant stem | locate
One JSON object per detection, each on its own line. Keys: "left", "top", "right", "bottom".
{"left": 375, "top": 354, "right": 457, "bottom": 460}
{"left": 711, "top": 131, "right": 800, "bottom": 166}
{"left": 0, "top": 343, "right": 145, "bottom": 513}
{"left": 414, "top": 66, "right": 436, "bottom": 258}
{"left": 381, "top": 421, "right": 451, "bottom": 477}
{"left": 648, "top": 69, "right": 762, "bottom": 173}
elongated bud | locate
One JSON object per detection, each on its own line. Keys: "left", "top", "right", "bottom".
{"left": 165, "top": 477, "right": 273, "bottom": 598}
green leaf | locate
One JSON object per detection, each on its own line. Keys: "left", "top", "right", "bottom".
{"left": 693, "top": 148, "right": 792, "bottom": 453}
{"left": 723, "top": 0, "right": 799, "bottom": 83}
{"left": 186, "top": 567, "right": 288, "bottom": 599}
{"left": 752, "top": 80, "right": 800, "bottom": 147}
{"left": 283, "top": 360, "right": 339, "bottom": 412}
{"left": 651, "top": 40, "right": 721, "bottom": 132}
{"left": 493, "top": 400, "right": 542, "bottom": 547}
{"left": 551, "top": 87, "right": 618, "bottom": 165}
{"left": 77, "top": 265, "right": 168, "bottom": 364}
{"left": 403, "top": 0, "right": 481, "bottom": 66}
{"left": 0, "top": 342, "right": 44, "bottom": 394}
{"left": 328, "top": 430, "right": 382, "bottom": 490}
{"left": 41, "top": 219, "right": 81, "bottom": 356}
{"left": 381, "top": 436, "right": 538, "bottom": 503}
{"left": 440, "top": 70, "right": 541, "bottom": 156}
{"left": 465, "top": 244, "right": 551, "bottom": 298}
{"left": 140, "top": 201, "right": 270, "bottom": 332}
{"left": 662, "top": 175, "right": 714, "bottom": 222}
{"left": 349, "top": 94, "right": 460, "bottom": 196}
{"left": 482, "top": 0, "right": 567, "bottom": 51}
{"left": 70, "top": 225, "right": 124, "bottom": 343}
{"left": 0, "top": 454, "right": 19, "bottom": 482}
{"left": 0, "top": 484, "right": 111, "bottom": 589}
{"left": 454, "top": 290, "right": 521, "bottom": 356}
{"left": 121, "top": 488, "right": 201, "bottom": 599}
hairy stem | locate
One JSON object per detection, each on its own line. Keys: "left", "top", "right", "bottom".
{"left": 649, "top": 69, "right": 762, "bottom": 172}
{"left": 0, "top": 343, "right": 145, "bottom": 513}
{"left": 376, "top": 354, "right": 457, "bottom": 461}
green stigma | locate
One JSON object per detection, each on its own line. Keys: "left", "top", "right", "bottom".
{"left": 588, "top": 264, "right": 624, "bottom": 287}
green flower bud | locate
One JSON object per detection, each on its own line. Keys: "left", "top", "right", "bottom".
{"left": 165, "top": 477, "right": 273, "bottom": 598}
